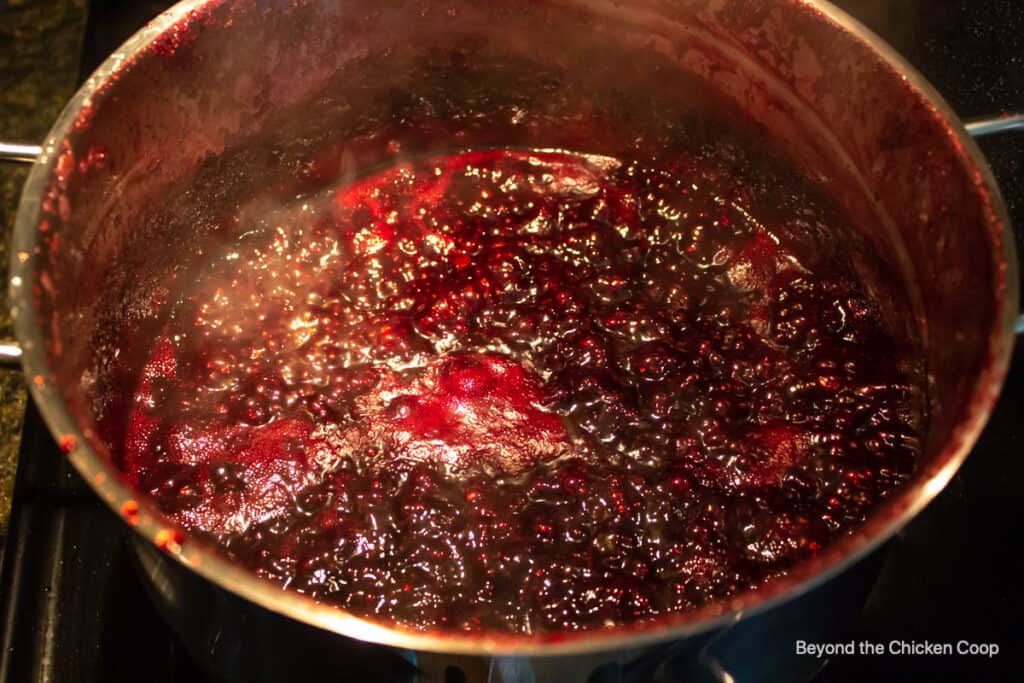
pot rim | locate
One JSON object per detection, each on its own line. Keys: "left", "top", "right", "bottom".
{"left": 8, "top": 0, "right": 1019, "bottom": 657}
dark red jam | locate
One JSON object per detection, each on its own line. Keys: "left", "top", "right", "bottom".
{"left": 124, "top": 148, "right": 923, "bottom": 633}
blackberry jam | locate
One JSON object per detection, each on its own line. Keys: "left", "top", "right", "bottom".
{"left": 124, "top": 147, "right": 924, "bottom": 634}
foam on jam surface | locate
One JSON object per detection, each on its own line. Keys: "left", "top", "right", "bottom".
{"left": 125, "top": 149, "right": 923, "bottom": 633}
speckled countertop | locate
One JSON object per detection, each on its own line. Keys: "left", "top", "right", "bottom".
{"left": 0, "top": 1, "right": 87, "bottom": 542}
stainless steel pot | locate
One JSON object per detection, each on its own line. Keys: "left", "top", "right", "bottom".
{"left": 0, "top": 0, "right": 1021, "bottom": 670}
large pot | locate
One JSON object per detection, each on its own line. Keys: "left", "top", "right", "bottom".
{"left": 0, "top": 0, "right": 1020, "bottom": 679}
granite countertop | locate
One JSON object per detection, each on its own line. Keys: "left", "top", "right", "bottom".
{"left": 0, "top": 1, "right": 87, "bottom": 542}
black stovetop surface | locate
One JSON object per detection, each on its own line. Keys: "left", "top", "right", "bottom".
{"left": 0, "top": 1, "right": 1021, "bottom": 681}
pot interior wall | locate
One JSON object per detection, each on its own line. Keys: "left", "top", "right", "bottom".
{"left": 28, "top": 0, "right": 1001, "bottom": 562}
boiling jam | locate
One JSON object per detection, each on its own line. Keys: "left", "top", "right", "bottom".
{"left": 124, "top": 148, "right": 923, "bottom": 633}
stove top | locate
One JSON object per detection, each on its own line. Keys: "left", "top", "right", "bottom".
{"left": 0, "top": 1, "right": 1021, "bottom": 681}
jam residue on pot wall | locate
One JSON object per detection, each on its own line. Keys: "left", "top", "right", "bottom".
{"left": 124, "top": 148, "right": 924, "bottom": 634}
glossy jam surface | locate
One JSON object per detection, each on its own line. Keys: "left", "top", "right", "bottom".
{"left": 124, "top": 149, "right": 923, "bottom": 633}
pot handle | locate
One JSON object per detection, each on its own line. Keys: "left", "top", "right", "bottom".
{"left": 964, "top": 112, "right": 1024, "bottom": 138}
{"left": 963, "top": 113, "right": 1024, "bottom": 334}
{"left": 0, "top": 141, "right": 42, "bottom": 165}
{"left": 0, "top": 344, "right": 21, "bottom": 369}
